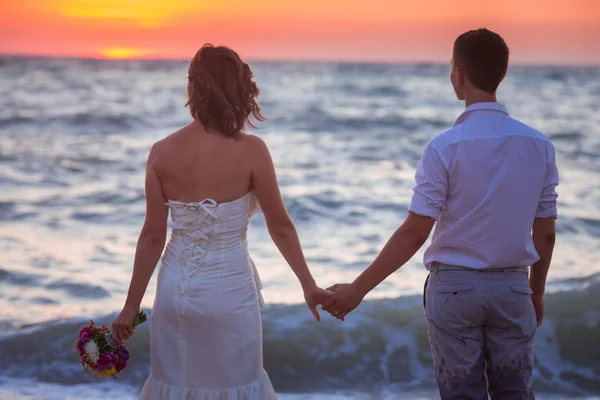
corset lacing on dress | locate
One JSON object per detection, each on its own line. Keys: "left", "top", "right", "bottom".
{"left": 165, "top": 198, "right": 265, "bottom": 306}
{"left": 169, "top": 199, "right": 218, "bottom": 296}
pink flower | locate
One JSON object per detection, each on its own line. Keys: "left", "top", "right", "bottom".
{"left": 97, "top": 353, "right": 117, "bottom": 370}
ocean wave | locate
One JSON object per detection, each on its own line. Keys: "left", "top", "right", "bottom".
{"left": 294, "top": 105, "right": 451, "bottom": 134}
{"left": 1, "top": 277, "right": 599, "bottom": 395}
{"left": 283, "top": 195, "right": 362, "bottom": 224}
{"left": 0, "top": 268, "right": 41, "bottom": 286}
{"left": 0, "top": 115, "right": 38, "bottom": 129}
{"left": 300, "top": 107, "right": 420, "bottom": 133}
{"left": 556, "top": 216, "right": 600, "bottom": 238}
{"left": 548, "top": 132, "right": 586, "bottom": 141}
{"left": 339, "top": 83, "right": 406, "bottom": 97}
{"left": 45, "top": 280, "right": 110, "bottom": 299}
{"left": 70, "top": 210, "right": 115, "bottom": 222}
{"left": 0, "top": 112, "right": 147, "bottom": 133}
{"left": 68, "top": 112, "right": 145, "bottom": 131}
{"left": 74, "top": 190, "right": 145, "bottom": 206}
{"left": 0, "top": 202, "right": 16, "bottom": 218}
{"left": 0, "top": 200, "right": 38, "bottom": 221}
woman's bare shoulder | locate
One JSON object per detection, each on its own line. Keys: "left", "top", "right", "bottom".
{"left": 239, "top": 133, "right": 269, "bottom": 153}
{"left": 145, "top": 126, "right": 192, "bottom": 169}
{"left": 237, "top": 134, "right": 274, "bottom": 174}
{"left": 152, "top": 124, "right": 196, "bottom": 152}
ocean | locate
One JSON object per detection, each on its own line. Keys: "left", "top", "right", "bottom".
{"left": 0, "top": 56, "right": 599, "bottom": 399}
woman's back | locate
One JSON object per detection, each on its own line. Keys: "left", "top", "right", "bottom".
{"left": 142, "top": 123, "right": 277, "bottom": 398}
{"left": 150, "top": 164, "right": 267, "bottom": 395}
{"left": 154, "top": 121, "right": 254, "bottom": 204}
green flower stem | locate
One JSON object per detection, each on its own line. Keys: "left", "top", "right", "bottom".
{"left": 133, "top": 311, "right": 147, "bottom": 328}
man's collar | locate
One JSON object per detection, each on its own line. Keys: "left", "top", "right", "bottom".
{"left": 455, "top": 102, "right": 509, "bottom": 126}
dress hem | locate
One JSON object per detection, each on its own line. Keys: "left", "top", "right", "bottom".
{"left": 139, "top": 369, "right": 277, "bottom": 400}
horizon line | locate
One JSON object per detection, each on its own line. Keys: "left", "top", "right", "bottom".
{"left": 1, "top": 52, "right": 599, "bottom": 69}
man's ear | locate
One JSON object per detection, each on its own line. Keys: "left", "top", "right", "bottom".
{"left": 498, "top": 70, "right": 507, "bottom": 85}
{"left": 457, "top": 66, "right": 466, "bottom": 87}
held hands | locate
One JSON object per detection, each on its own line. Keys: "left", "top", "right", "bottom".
{"left": 304, "top": 285, "right": 334, "bottom": 321}
{"left": 112, "top": 304, "right": 139, "bottom": 345}
{"left": 322, "top": 283, "right": 365, "bottom": 321}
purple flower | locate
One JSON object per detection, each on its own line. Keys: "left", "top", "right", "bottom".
{"left": 116, "top": 347, "right": 130, "bottom": 361}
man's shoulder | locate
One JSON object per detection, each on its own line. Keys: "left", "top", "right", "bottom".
{"left": 427, "top": 125, "right": 465, "bottom": 151}
{"left": 505, "top": 116, "right": 550, "bottom": 142}
{"left": 428, "top": 117, "right": 552, "bottom": 150}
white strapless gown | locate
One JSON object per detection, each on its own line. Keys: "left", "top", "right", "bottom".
{"left": 140, "top": 191, "right": 277, "bottom": 399}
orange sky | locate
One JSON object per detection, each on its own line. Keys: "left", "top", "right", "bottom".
{"left": 1, "top": 0, "right": 599, "bottom": 64}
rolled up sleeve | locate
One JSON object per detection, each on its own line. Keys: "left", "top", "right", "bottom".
{"left": 536, "top": 141, "right": 559, "bottom": 219}
{"left": 408, "top": 144, "right": 449, "bottom": 220}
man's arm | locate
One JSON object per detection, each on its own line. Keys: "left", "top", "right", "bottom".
{"left": 322, "top": 213, "right": 434, "bottom": 319}
{"left": 355, "top": 213, "right": 434, "bottom": 293}
{"left": 530, "top": 218, "right": 556, "bottom": 297}
{"left": 530, "top": 140, "right": 559, "bottom": 326}
{"left": 322, "top": 144, "right": 448, "bottom": 319}
{"left": 529, "top": 218, "right": 556, "bottom": 327}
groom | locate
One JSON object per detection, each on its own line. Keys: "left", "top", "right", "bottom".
{"left": 323, "top": 28, "right": 558, "bottom": 399}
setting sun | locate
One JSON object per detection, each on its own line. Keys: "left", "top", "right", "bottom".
{"left": 100, "top": 47, "right": 148, "bottom": 59}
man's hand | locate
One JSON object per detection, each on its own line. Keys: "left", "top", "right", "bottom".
{"left": 322, "top": 283, "right": 366, "bottom": 320}
{"left": 304, "top": 286, "right": 332, "bottom": 322}
{"left": 531, "top": 294, "right": 544, "bottom": 327}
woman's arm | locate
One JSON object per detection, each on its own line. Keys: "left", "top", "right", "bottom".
{"left": 248, "top": 136, "right": 330, "bottom": 320}
{"left": 113, "top": 144, "right": 168, "bottom": 344}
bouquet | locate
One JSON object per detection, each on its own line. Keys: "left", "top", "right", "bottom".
{"left": 74, "top": 311, "right": 147, "bottom": 379}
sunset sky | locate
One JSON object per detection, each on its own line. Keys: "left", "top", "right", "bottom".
{"left": 1, "top": 0, "right": 599, "bottom": 64}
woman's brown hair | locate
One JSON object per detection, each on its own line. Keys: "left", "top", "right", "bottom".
{"left": 186, "top": 44, "right": 265, "bottom": 137}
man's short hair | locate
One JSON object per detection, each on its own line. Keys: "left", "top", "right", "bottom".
{"left": 453, "top": 28, "right": 509, "bottom": 94}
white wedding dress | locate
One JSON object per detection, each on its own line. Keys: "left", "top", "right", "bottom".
{"left": 140, "top": 191, "right": 277, "bottom": 400}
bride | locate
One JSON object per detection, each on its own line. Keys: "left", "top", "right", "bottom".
{"left": 111, "top": 44, "right": 331, "bottom": 399}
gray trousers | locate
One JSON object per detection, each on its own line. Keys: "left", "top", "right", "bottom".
{"left": 424, "top": 264, "right": 537, "bottom": 400}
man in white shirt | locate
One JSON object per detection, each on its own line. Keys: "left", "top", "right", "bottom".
{"left": 323, "top": 28, "right": 558, "bottom": 399}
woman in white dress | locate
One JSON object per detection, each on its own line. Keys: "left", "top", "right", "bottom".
{"left": 111, "top": 44, "right": 331, "bottom": 399}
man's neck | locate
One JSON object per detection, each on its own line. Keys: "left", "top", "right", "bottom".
{"left": 464, "top": 91, "right": 497, "bottom": 108}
